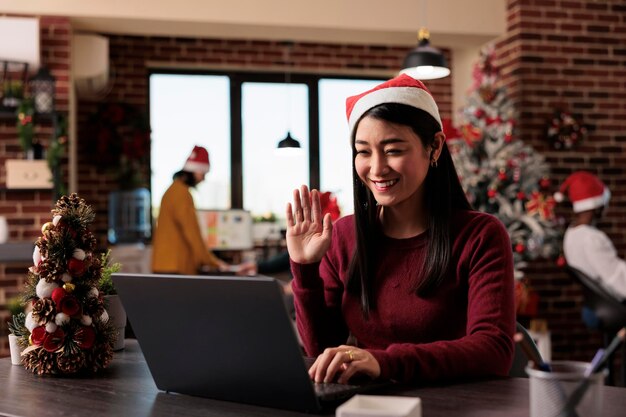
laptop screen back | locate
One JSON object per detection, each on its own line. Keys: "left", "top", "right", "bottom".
{"left": 112, "top": 273, "right": 321, "bottom": 412}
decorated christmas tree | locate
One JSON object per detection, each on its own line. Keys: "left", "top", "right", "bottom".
{"left": 13, "top": 194, "right": 115, "bottom": 375}
{"left": 448, "top": 45, "right": 562, "bottom": 279}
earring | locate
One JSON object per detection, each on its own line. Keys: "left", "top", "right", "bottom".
{"left": 430, "top": 158, "right": 438, "bottom": 168}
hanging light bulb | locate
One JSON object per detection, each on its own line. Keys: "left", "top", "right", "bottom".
{"left": 400, "top": 28, "right": 450, "bottom": 80}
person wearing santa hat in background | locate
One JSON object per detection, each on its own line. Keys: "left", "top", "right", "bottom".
{"left": 286, "top": 74, "right": 515, "bottom": 385}
{"left": 556, "top": 171, "right": 626, "bottom": 301}
{"left": 152, "top": 145, "right": 253, "bottom": 276}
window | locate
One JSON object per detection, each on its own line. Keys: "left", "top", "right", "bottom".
{"left": 149, "top": 74, "right": 231, "bottom": 216}
{"left": 242, "top": 82, "right": 309, "bottom": 217}
{"left": 150, "top": 71, "right": 383, "bottom": 220}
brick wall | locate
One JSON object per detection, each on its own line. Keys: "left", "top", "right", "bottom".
{"left": 0, "top": 16, "right": 71, "bottom": 355}
{"left": 498, "top": 0, "right": 626, "bottom": 365}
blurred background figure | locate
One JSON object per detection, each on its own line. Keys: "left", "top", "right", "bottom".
{"left": 556, "top": 171, "right": 626, "bottom": 301}
{"left": 152, "top": 145, "right": 251, "bottom": 275}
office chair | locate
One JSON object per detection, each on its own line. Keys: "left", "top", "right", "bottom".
{"left": 509, "top": 321, "right": 544, "bottom": 378}
{"left": 567, "top": 266, "right": 626, "bottom": 386}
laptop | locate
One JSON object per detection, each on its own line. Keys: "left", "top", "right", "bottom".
{"left": 112, "top": 273, "right": 387, "bottom": 412}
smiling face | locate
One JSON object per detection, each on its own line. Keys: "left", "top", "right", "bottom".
{"left": 354, "top": 116, "right": 435, "bottom": 211}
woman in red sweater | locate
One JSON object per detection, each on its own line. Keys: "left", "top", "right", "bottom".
{"left": 286, "top": 74, "right": 515, "bottom": 385}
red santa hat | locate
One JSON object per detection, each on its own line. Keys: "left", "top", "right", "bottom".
{"left": 183, "top": 145, "right": 210, "bottom": 174}
{"left": 345, "top": 74, "right": 442, "bottom": 139}
{"left": 554, "top": 171, "right": 610, "bottom": 213}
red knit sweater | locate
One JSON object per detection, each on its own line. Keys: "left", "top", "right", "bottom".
{"left": 291, "top": 210, "right": 515, "bottom": 383}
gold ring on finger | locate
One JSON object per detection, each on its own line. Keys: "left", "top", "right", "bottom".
{"left": 345, "top": 350, "right": 354, "bottom": 362}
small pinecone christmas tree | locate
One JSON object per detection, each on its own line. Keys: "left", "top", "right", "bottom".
{"left": 448, "top": 44, "right": 562, "bottom": 278}
{"left": 16, "top": 193, "right": 115, "bottom": 375}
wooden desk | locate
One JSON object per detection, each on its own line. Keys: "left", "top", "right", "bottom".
{"left": 1, "top": 340, "right": 625, "bottom": 417}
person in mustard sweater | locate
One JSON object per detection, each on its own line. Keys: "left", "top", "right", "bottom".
{"left": 152, "top": 145, "right": 235, "bottom": 275}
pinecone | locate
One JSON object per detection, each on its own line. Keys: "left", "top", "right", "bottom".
{"left": 57, "top": 350, "right": 86, "bottom": 374}
{"left": 31, "top": 298, "right": 56, "bottom": 324}
{"left": 81, "top": 230, "right": 97, "bottom": 252}
{"left": 23, "top": 348, "right": 58, "bottom": 375}
{"left": 38, "top": 258, "right": 65, "bottom": 282}
{"left": 87, "top": 341, "right": 113, "bottom": 372}
{"left": 83, "top": 295, "right": 105, "bottom": 319}
{"left": 52, "top": 193, "right": 83, "bottom": 214}
{"left": 52, "top": 193, "right": 95, "bottom": 231}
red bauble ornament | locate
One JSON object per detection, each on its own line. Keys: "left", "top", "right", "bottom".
{"left": 515, "top": 243, "right": 526, "bottom": 253}
{"left": 487, "top": 189, "right": 497, "bottom": 198}
{"left": 556, "top": 255, "right": 567, "bottom": 267}
{"left": 51, "top": 287, "right": 67, "bottom": 306}
{"left": 31, "top": 326, "right": 47, "bottom": 346}
{"left": 68, "top": 258, "right": 87, "bottom": 277}
{"left": 498, "top": 171, "right": 507, "bottom": 181}
{"left": 539, "top": 178, "right": 551, "bottom": 189}
{"left": 517, "top": 191, "right": 526, "bottom": 200}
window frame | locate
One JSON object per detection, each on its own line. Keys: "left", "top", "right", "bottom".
{"left": 147, "top": 68, "right": 384, "bottom": 209}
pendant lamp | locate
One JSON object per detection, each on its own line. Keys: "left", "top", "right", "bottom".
{"left": 276, "top": 42, "right": 302, "bottom": 154}
{"left": 401, "top": 28, "right": 450, "bottom": 80}
{"left": 277, "top": 132, "right": 301, "bottom": 150}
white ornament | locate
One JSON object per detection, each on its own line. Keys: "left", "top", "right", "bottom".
{"left": 36, "top": 279, "right": 59, "bottom": 299}
{"left": 25, "top": 312, "right": 37, "bottom": 331}
{"left": 52, "top": 215, "right": 62, "bottom": 226}
{"left": 55, "top": 312, "right": 70, "bottom": 326}
{"left": 88, "top": 287, "right": 99, "bottom": 298}
{"left": 73, "top": 248, "right": 86, "bottom": 261}
{"left": 80, "top": 315, "right": 93, "bottom": 326}
{"left": 33, "top": 246, "right": 42, "bottom": 266}
{"left": 61, "top": 273, "right": 72, "bottom": 283}
{"left": 99, "top": 310, "right": 109, "bottom": 324}
{"left": 45, "top": 322, "right": 58, "bottom": 333}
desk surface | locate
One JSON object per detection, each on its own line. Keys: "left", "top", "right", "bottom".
{"left": 1, "top": 340, "right": 625, "bottom": 417}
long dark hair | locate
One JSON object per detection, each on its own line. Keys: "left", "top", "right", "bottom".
{"left": 173, "top": 170, "right": 198, "bottom": 187}
{"left": 347, "top": 103, "right": 472, "bottom": 316}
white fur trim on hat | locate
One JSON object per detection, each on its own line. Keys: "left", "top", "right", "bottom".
{"left": 572, "top": 187, "right": 611, "bottom": 213}
{"left": 183, "top": 160, "right": 210, "bottom": 174}
{"left": 348, "top": 87, "right": 442, "bottom": 137}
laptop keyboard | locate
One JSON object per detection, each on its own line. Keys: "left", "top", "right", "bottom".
{"left": 313, "top": 381, "right": 363, "bottom": 401}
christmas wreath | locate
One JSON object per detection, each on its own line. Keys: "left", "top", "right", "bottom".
{"left": 87, "top": 103, "right": 151, "bottom": 189}
{"left": 10, "top": 194, "right": 116, "bottom": 375}
{"left": 546, "top": 110, "right": 587, "bottom": 150}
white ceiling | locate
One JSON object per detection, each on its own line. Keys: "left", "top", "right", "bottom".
{"left": 1, "top": 0, "right": 506, "bottom": 48}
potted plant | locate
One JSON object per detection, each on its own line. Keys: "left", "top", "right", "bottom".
{"left": 98, "top": 250, "right": 127, "bottom": 351}
{"left": 6, "top": 296, "right": 26, "bottom": 365}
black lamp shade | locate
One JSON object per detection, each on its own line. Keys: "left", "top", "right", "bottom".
{"left": 401, "top": 39, "right": 450, "bottom": 80}
{"left": 277, "top": 132, "right": 301, "bottom": 149}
